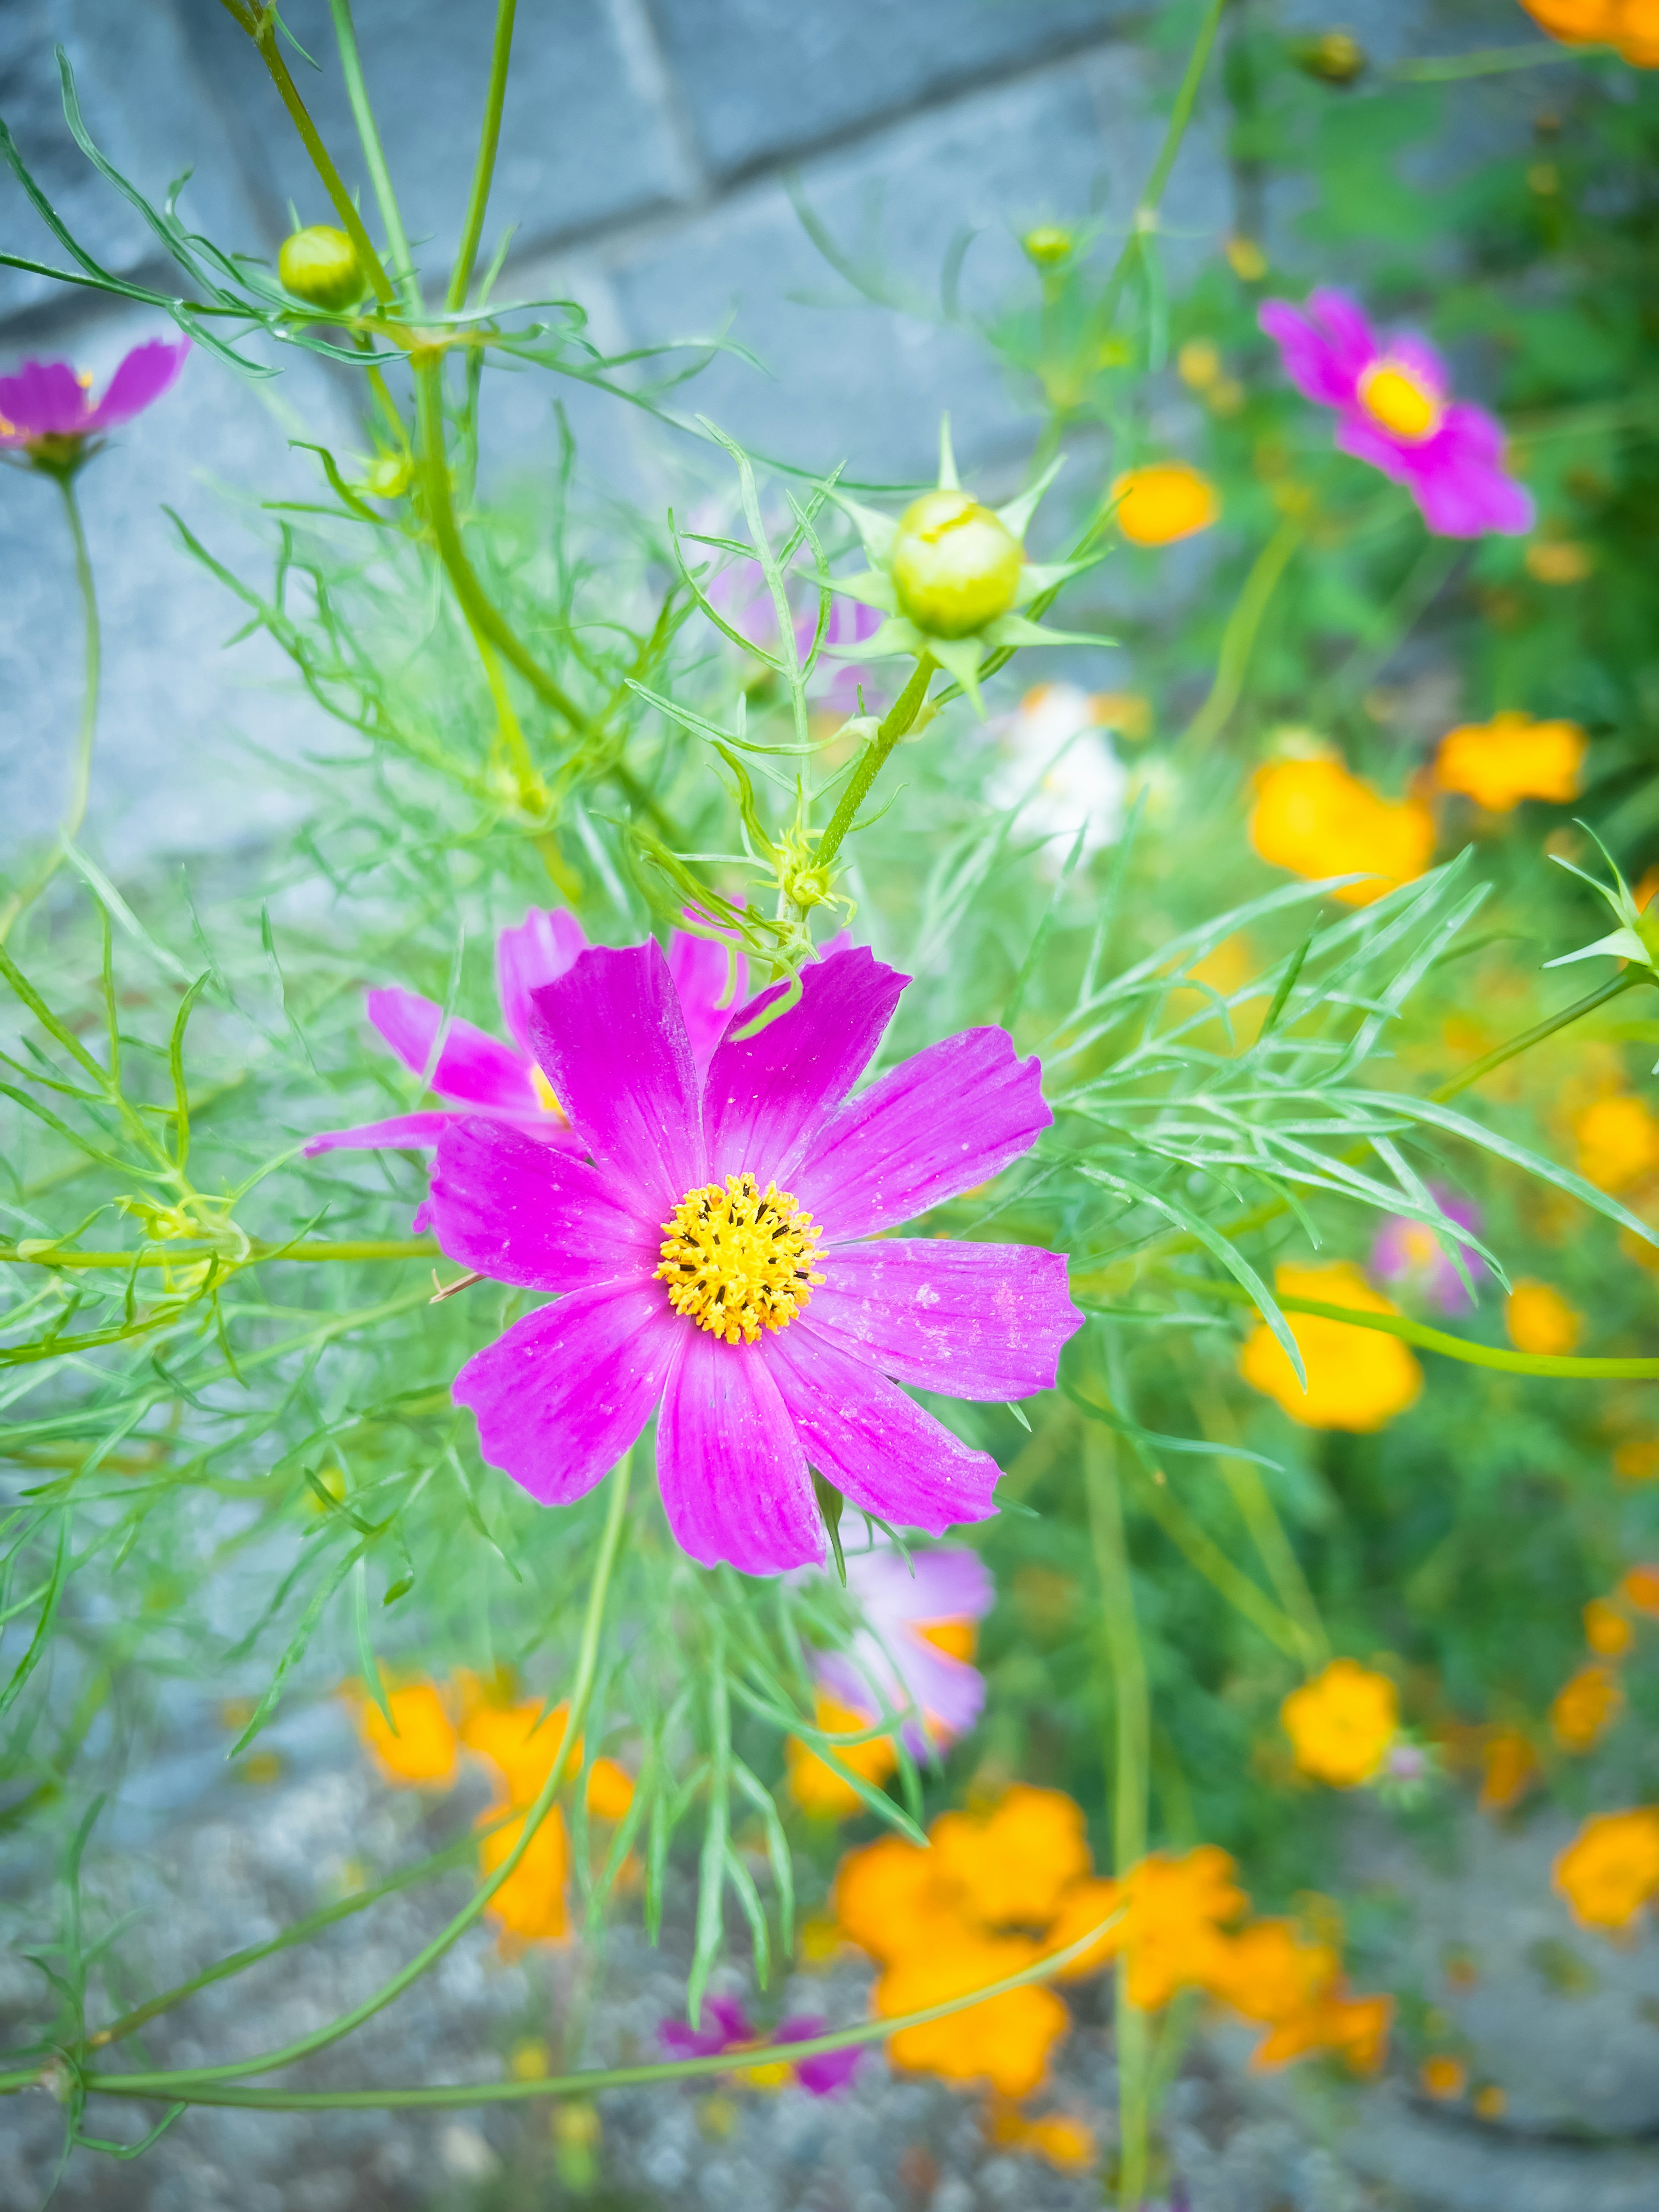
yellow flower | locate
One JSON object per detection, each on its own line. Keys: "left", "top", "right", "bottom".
{"left": 1478, "top": 1727, "right": 1540, "bottom": 1814}
{"left": 1112, "top": 463, "right": 1220, "bottom": 546}
{"left": 1505, "top": 1280, "right": 1581, "bottom": 1356}
{"left": 1549, "top": 1662, "right": 1623, "bottom": 1752}
{"left": 1250, "top": 756, "right": 1434, "bottom": 907}
{"left": 1615, "top": 1438, "right": 1659, "bottom": 1483}
{"left": 1553, "top": 1807, "right": 1659, "bottom": 1929}
{"left": 1432, "top": 711, "right": 1586, "bottom": 811}
{"left": 1421, "top": 2055, "right": 1467, "bottom": 2100}
{"left": 478, "top": 1805, "right": 569, "bottom": 1943}
{"left": 355, "top": 1681, "right": 458, "bottom": 1788}
{"left": 1474, "top": 2084, "right": 1507, "bottom": 2120}
{"left": 1519, "top": 0, "right": 1659, "bottom": 67}
{"left": 1105, "top": 1847, "right": 1246, "bottom": 2010}
{"left": 877, "top": 1933, "right": 1068, "bottom": 2096}
{"left": 1573, "top": 1093, "right": 1659, "bottom": 1192}
{"left": 1525, "top": 539, "right": 1594, "bottom": 585}
{"left": 930, "top": 1784, "right": 1092, "bottom": 1928}
{"left": 459, "top": 1688, "right": 632, "bottom": 1818}
{"left": 1584, "top": 1597, "right": 1634, "bottom": 1659}
{"left": 1240, "top": 1262, "right": 1423, "bottom": 1432}
{"left": 985, "top": 2103, "right": 1097, "bottom": 2171}
{"left": 1281, "top": 1659, "right": 1399, "bottom": 1788}
{"left": 1204, "top": 1916, "right": 1391, "bottom": 2074}
{"left": 784, "top": 1693, "right": 899, "bottom": 1817}
{"left": 1618, "top": 1564, "right": 1659, "bottom": 1616}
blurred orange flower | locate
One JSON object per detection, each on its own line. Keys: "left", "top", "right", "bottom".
{"left": 1573, "top": 1093, "right": 1659, "bottom": 1192}
{"left": 1432, "top": 711, "right": 1586, "bottom": 812}
{"left": 1550, "top": 1663, "right": 1623, "bottom": 1751}
{"left": 1107, "top": 1847, "right": 1246, "bottom": 2009}
{"left": 1519, "top": 0, "right": 1659, "bottom": 66}
{"left": 1554, "top": 1807, "right": 1659, "bottom": 1929}
{"left": 1619, "top": 1564, "right": 1659, "bottom": 1616}
{"left": 1505, "top": 1280, "right": 1581, "bottom": 1356}
{"left": 479, "top": 1805, "right": 570, "bottom": 1942}
{"left": 785, "top": 1694, "right": 899, "bottom": 1817}
{"left": 877, "top": 1934, "right": 1068, "bottom": 2097}
{"left": 986, "top": 2101, "right": 1097, "bottom": 2171}
{"left": 931, "top": 1785, "right": 1093, "bottom": 1927}
{"left": 1479, "top": 1727, "right": 1541, "bottom": 1813}
{"left": 355, "top": 1681, "right": 458, "bottom": 1788}
{"left": 1281, "top": 1659, "right": 1399, "bottom": 1787}
{"left": 1112, "top": 462, "right": 1220, "bottom": 546}
{"left": 1240, "top": 1262, "right": 1422, "bottom": 1431}
{"left": 1584, "top": 1597, "right": 1634, "bottom": 1658}
{"left": 1250, "top": 757, "right": 1433, "bottom": 906}
{"left": 1421, "top": 2054, "right": 1467, "bottom": 2100}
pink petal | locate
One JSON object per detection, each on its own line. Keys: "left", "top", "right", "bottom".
{"left": 1259, "top": 296, "right": 1367, "bottom": 411}
{"left": 1412, "top": 406, "right": 1534, "bottom": 536}
{"left": 792, "top": 1027, "right": 1050, "bottom": 1239}
{"left": 82, "top": 338, "right": 190, "bottom": 431}
{"left": 454, "top": 1281, "right": 680, "bottom": 1506}
{"left": 304, "top": 1110, "right": 459, "bottom": 1156}
{"left": 808, "top": 1238, "right": 1081, "bottom": 1400}
{"left": 366, "top": 987, "right": 535, "bottom": 1112}
{"left": 524, "top": 943, "right": 706, "bottom": 1218}
{"left": 1332, "top": 412, "right": 1418, "bottom": 486}
{"left": 846, "top": 1543, "right": 993, "bottom": 1627}
{"left": 495, "top": 908, "right": 589, "bottom": 1060}
{"left": 0, "top": 359, "right": 89, "bottom": 438}
{"left": 766, "top": 1322, "right": 1000, "bottom": 1536}
{"left": 429, "top": 1117, "right": 659, "bottom": 1292}
{"left": 817, "top": 1634, "right": 985, "bottom": 1745}
{"left": 667, "top": 928, "right": 743, "bottom": 1073}
{"left": 655, "top": 1332, "right": 821, "bottom": 1573}
{"left": 703, "top": 946, "right": 908, "bottom": 1193}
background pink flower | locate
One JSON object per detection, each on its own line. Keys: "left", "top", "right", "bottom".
{"left": 428, "top": 941, "right": 1081, "bottom": 1573}
{"left": 1370, "top": 1188, "right": 1486, "bottom": 1316}
{"left": 659, "top": 1994, "right": 862, "bottom": 2095}
{"left": 0, "top": 339, "right": 189, "bottom": 460}
{"left": 1258, "top": 289, "right": 1532, "bottom": 538}
{"left": 815, "top": 1543, "right": 993, "bottom": 1750}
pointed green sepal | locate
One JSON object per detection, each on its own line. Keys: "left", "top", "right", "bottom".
{"left": 928, "top": 633, "right": 989, "bottom": 713}
{"left": 995, "top": 454, "right": 1065, "bottom": 544}
{"left": 1544, "top": 928, "right": 1652, "bottom": 972}
{"left": 820, "top": 567, "right": 898, "bottom": 616}
{"left": 822, "top": 614, "right": 925, "bottom": 663}
{"left": 828, "top": 487, "right": 897, "bottom": 566}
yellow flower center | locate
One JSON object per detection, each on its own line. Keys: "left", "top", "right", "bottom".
{"left": 1357, "top": 360, "right": 1442, "bottom": 442}
{"left": 655, "top": 1171, "right": 825, "bottom": 1345}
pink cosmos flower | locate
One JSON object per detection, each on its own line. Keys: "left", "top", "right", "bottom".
{"left": 426, "top": 942, "right": 1081, "bottom": 1573}
{"left": 816, "top": 1543, "right": 993, "bottom": 1751}
{"left": 1258, "top": 290, "right": 1532, "bottom": 538}
{"left": 659, "top": 1993, "right": 862, "bottom": 2096}
{"left": 1370, "top": 1187, "right": 1485, "bottom": 1316}
{"left": 0, "top": 339, "right": 190, "bottom": 470}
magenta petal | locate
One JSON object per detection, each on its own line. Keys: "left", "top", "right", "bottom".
{"left": 766, "top": 1322, "right": 1000, "bottom": 1537}
{"left": 304, "top": 1110, "right": 459, "bottom": 1156}
{"left": 454, "top": 1281, "right": 679, "bottom": 1506}
{"left": 0, "top": 359, "right": 89, "bottom": 438}
{"left": 1259, "top": 298, "right": 1364, "bottom": 410}
{"left": 792, "top": 1027, "right": 1050, "bottom": 1239}
{"left": 525, "top": 943, "right": 706, "bottom": 1218}
{"left": 655, "top": 1334, "right": 821, "bottom": 1573}
{"left": 809, "top": 1239, "right": 1081, "bottom": 1399}
{"left": 818, "top": 1635, "right": 985, "bottom": 1745}
{"left": 429, "top": 1118, "right": 658, "bottom": 1292}
{"left": 495, "top": 908, "right": 589, "bottom": 1060}
{"left": 778, "top": 2019, "right": 861, "bottom": 2096}
{"left": 366, "top": 987, "right": 535, "bottom": 1111}
{"left": 668, "top": 929, "right": 742, "bottom": 1073}
{"left": 702, "top": 947, "right": 908, "bottom": 1191}
{"left": 83, "top": 338, "right": 190, "bottom": 430}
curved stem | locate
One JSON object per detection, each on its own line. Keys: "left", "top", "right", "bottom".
{"left": 447, "top": 0, "right": 518, "bottom": 314}
{"left": 1178, "top": 515, "right": 1303, "bottom": 753}
{"left": 0, "top": 476, "right": 99, "bottom": 944}
{"left": 1430, "top": 971, "right": 1640, "bottom": 1104}
{"left": 1097, "top": 0, "right": 1228, "bottom": 331}
{"left": 325, "top": 0, "right": 420, "bottom": 311}
{"left": 813, "top": 654, "right": 934, "bottom": 870}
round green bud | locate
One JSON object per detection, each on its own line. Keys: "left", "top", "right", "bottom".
{"left": 1022, "top": 225, "right": 1075, "bottom": 270}
{"left": 278, "top": 225, "right": 364, "bottom": 313}
{"left": 362, "top": 453, "right": 413, "bottom": 500}
{"left": 890, "top": 490, "right": 1023, "bottom": 640}
{"left": 1289, "top": 32, "right": 1366, "bottom": 85}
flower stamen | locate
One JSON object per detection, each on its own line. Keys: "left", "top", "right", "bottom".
{"left": 1357, "top": 359, "right": 1442, "bottom": 443}
{"left": 656, "top": 1171, "right": 826, "bottom": 1345}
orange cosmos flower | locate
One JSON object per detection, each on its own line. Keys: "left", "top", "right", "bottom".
{"left": 1584, "top": 1597, "right": 1634, "bottom": 1658}
{"left": 876, "top": 1932, "right": 1068, "bottom": 2097}
{"left": 1573, "top": 1093, "right": 1659, "bottom": 1192}
{"left": 1432, "top": 711, "right": 1586, "bottom": 812}
{"left": 1554, "top": 1807, "right": 1659, "bottom": 1929}
{"left": 1421, "top": 2054, "right": 1468, "bottom": 2100}
{"left": 478, "top": 1804, "right": 570, "bottom": 1942}
{"left": 1281, "top": 1659, "right": 1399, "bottom": 1787}
{"left": 1505, "top": 1281, "right": 1581, "bottom": 1356}
{"left": 1107, "top": 1847, "right": 1247, "bottom": 2009}
{"left": 1112, "top": 462, "right": 1220, "bottom": 546}
{"left": 985, "top": 2102, "right": 1097, "bottom": 2171}
{"left": 1618, "top": 1565, "right": 1659, "bottom": 1617}
{"left": 1240, "top": 1262, "right": 1423, "bottom": 1431}
{"left": 1479, "top": 1727, "right": 1541, "bottom": 1813}
{"left": 930, "top": 1784, "right": 1093, "bottom": 1928}
{"left": 1250, "top": 756, "right": 1434, "bottom": 907}
{"left": 1550, "top": 1662, "right": 1623, "bottom": 1751}
{"left": 784, "top": 1694, "right": 900, "bottom": 1817}
{"left": 1519, "top": 0, "right": 1659, "bottom": 66}
{"left": 355, "top": 1681, "right": 459, "bottom": 1787}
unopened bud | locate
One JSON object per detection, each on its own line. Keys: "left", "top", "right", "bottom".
{"left": 278, "top": 225, "right": 365, "bottom": 314}
{"left": 1022, "top": 225, "right": 1075, "bottom": 270}
{"left": 362, "top": 453, "right": 412, "bottom": 499}
{"left": 890, "top": 490, "right": 1023, "bottom": 639}
{"left": 1290, "top": 31, "right": 1366, "bottom": 85}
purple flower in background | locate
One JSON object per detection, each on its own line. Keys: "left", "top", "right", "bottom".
{"left": 0, "top": 340, "right": 189, "bottom": 472}
{"left": 426, "top": 941, "right": 1080, "bottom": 1573}
{"left": 799, "top": 596, "right": 885, "bottom": 715}
{"left": 815, "top": 1543, "right": 994, "bottom": 1751}
{"left": 1258, "top": 290, "right": 1532, "bottom": 538}
{"left": 660, "top": 1995, "right": 863, "bottom": 2096}
{"left": 1370, "top": 1187, "right": 1486, "bottom": 1315}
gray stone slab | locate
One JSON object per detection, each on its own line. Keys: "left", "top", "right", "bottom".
{"left": 645, "top": 0, "right": 1137, "bottom": 181}
{"left": 173, "top": 0, "right": 695, "bottom": 284}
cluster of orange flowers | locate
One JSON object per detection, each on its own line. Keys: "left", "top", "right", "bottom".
{"left": 1548, "top": 1567, "right": 1659, "bottom": 1753}
{"left": 1573, "top": 1087, "right": 1659, "bottom": 1269}
{"left": 1521, "top": 0, "right": 1659, "bottom": 67}
{"left": 832, "top": 1784, "right": 1390, "bottom": 2111}
{"left": 352, "top": 1675, "right": 634, "bottom": 1943}
{"left": 1240, "top": 1261, "right": 1422, "bottom": 1433}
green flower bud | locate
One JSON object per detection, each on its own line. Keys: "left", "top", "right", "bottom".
{"left": 1022, "top": 225, "right": 1075, "bottom": 270}
{"left": 362, "top": 453, "right": 412, "bottom": 500}
{"left": 889, "top": 490, "right": 1023, "bottom": 640}
{"left": 1289, "top": 32, "right": 1366, "bottom": 85}
{"left": 278, "top": 225, "right": 364, "bottom": 313}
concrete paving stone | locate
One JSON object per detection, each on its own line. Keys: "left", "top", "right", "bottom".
{"left": 0, "top": 0, "right": 266, "bottom": 322}
{"left": 173, "top": 0, "right": 696, "bottom": 284}
{"left": 643, "top": 0, "right": 1140, "bottom": 181}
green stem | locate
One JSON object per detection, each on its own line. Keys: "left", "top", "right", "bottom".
{"left": 0, "top": 477, "right": 99, "bottom": 945}
{"left": 1178, "top": 515, "right": 1303, "bottom": 752}
{"left": 1393, "top": 41, "right": 1605, "bottom": 83}
{"left": 0, "top": 1239, "right": 439, "bottom": 1270}
{"left": 1086, "top": 1432, "right": 1151, "bottom": 2212}
{"left": 447, "top": 0, "right": 518, "bottom": 314}
{"left": 231, "top": 3, "right": 395, "bottom": 305}
{"left": 325, "top": 0, "right": 420, "bottom": 311}
{"left": 1097, "top": 0, "right": 1229, "bottom": 331}
{"left": 1430, "top": 972, "right": 1641, "bottom": 1104}
{"left": 813, "top": 655, "right": 934, "bottom": 870}
{"left": 81, "top": 1457, "right": 630, "bottom": 2094}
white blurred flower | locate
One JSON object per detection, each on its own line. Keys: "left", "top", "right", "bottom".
{"left": 987, "top": 681, "right": 1134, "bottom": 870}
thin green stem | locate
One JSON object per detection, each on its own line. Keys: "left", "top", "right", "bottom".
{"left": 813, "top": 655, "right": 934, "bottom": 870}
{"left": 1086, "top": 1431, "right": 1151, "bottom": 2212}
{"left": 231, "top": 3, "right": 395, "bottom": 305}
{"left": 83, "top": 1457, "right": 631, "bottom": 2095}
{"left": 1392, "top": 42, "right": 1604, "bottom": 83}
{"left": 1178, "top": 516, "right": 1303, "bottom": 752}
{"left": 447, "top": 0, "right": 518, "bottom": 314}
{"left": 0, "top": 1239, "right": 438, "bottom": 1270}
{"left": 1430, "top": 972, "right": 1641, "bottom": 1104}
{"left": 0, "top": 477, "right": 99, "bottom": 944}
{"left": 325, "top": 0, "right": 420, "bottom": 311}
{"left": 1097, "top": 0, "right": 1229, "bottom": 331}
